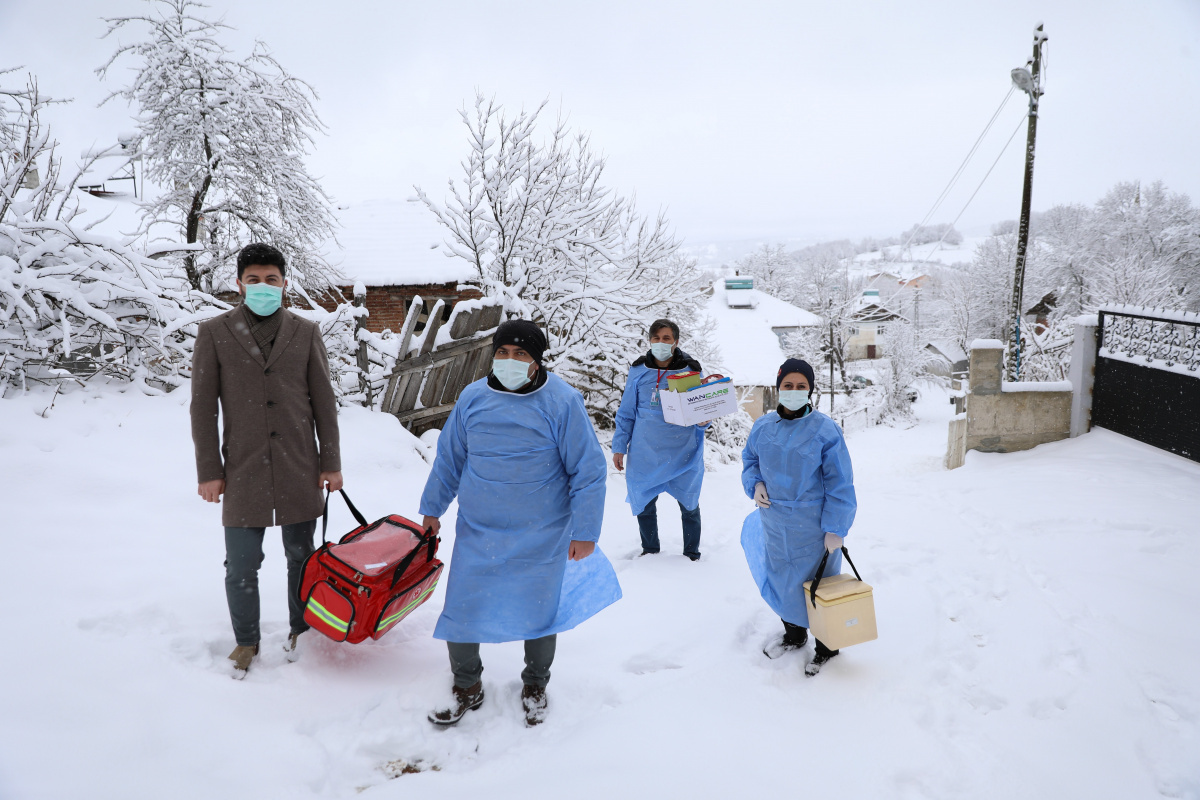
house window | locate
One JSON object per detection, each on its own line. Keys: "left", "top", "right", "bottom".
{"left": 848, "top": 326, "right": 859, "bottom": 336}
{"left": 876, "top": 325, "right": 887, "bottom": 337}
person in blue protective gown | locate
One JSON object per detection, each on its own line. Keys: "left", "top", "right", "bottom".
{"left": 740, "top": 358, "right": 857, "bottom": 677}
{"left": 420, "top": 320, "right": 621, "bottom": 726}
{"left": 611, "top": 318, "right": 708, "bottom": 560}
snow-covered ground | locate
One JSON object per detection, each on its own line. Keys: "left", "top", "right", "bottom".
{"left": 2, "top": 385, "right": 1197, "bottom": 799}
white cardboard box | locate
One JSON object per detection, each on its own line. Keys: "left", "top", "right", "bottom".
{"left": 660, "top": 381, "right": 739, "bottom": 426}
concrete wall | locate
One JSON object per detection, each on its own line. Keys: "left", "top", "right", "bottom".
{"left": 945, "top": 342, "right": 1073, "bottom": 468}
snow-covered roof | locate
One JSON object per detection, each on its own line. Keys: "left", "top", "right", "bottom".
{"left": 926, "top": 340, "right": 968, "bottom": 365}
{"left": 704, "top": 281, "right": 823, "bottom": 386}
{"left": 331, "top": 198, "right": 476, "bottom": 287}
{"left": 852, "top": 300, "right": 908, "bottom": 323}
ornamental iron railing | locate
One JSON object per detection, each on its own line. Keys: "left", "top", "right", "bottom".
{"left": 1093, "top": 306, "right": 1200, "bottom": 462}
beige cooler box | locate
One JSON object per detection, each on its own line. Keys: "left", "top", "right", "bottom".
{"left": 802, "top": 573, "right": 878, "bottom": 651}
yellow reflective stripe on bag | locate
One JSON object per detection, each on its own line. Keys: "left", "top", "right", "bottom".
{"left": 307, "top": 597, "right": 349, "bottom": 633}
{"left": 377, "top": 583, "right": 438, "bottom": 631}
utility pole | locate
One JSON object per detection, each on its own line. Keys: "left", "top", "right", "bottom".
{"left": 829, "top": 318, "right": 836, "bottom": 413}
{"left": 1005, "top": 23, "right": 1048, "bottom": 381}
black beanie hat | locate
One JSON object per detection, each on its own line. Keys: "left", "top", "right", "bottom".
{"left": 776, "top": 358, "right": 815, "bottom": 390}
{"left": 493, "top": 319, "right": 547, "bottom": 364}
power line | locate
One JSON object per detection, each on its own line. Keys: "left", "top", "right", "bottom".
{"left": 900, "top": 85, "right": 1017, "bottom": 257}
{"left": 924, "top": 112, "right": 1027, "bottom": 262}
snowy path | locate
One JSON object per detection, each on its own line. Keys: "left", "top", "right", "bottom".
{"left": 1, "top": 388, "right": 1197, "bottom": 799}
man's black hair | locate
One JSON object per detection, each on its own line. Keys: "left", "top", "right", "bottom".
{"left": 237, "top": 243, "right": 287, "bottom": 281}
{"left": 649, "top": 318, "right": 680, "bottom": 340}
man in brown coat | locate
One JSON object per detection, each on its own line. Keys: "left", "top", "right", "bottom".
{"left": 190, "top": 243, "right": 343, "bottom": 678}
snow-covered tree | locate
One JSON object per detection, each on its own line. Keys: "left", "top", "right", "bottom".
{"left": 735, "top": 243, "right": 795, "bottom": 298}
{"left": 926, "top": 233, "right": 1024, "bottom": 353}
{"left": 1, "top": 75, "right": 222, "bottom": 395}
{"left": 98, "top": 0, "right": 338, "bottom": 295}
{"left": 878, "top": 321, "right": 937, "bottom": 418}
{"left": 417, "top": 94, "right": 707, "bottom": 426}
{"left": 900, "top": 222, "right": 962, "bottom": 248}
{"left": 1085, "top": 181, "right": 1199, "bottom": 311}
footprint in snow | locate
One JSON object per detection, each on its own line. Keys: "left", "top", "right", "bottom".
{"left": 624, "top": 654, "right": 684, "bottom": 675}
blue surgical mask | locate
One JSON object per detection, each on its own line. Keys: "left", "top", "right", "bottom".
{"left": 778, "top": 389, "right": 810, "bottom": 411}
{"left": 650, "top": 342, "right": 675, "bottom": 361}
{"left": 243, "top": 283, "right": 283, "bottom": 316}
{"left": 492, "top": 357, "right": 533, "bottom": 391}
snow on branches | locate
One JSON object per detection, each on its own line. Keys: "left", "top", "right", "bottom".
{"left": 0, "top": 76, "right": 224, "bottom": 395}
{"left": 98, "top": 0, "right": 339, "bottom": 297}
{"left": 418, "top": 94, "right": 708, "bottom": 425}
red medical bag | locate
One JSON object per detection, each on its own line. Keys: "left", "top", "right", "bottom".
{"left": 297, "top": 490, "right": 442, "bottom": 644}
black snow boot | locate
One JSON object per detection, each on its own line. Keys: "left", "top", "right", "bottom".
{"left": 763, "top": 621, "right": 808, "bottom": 659}
{"left": 805, "top": 639, "right": 840, "bottom": 677}
{"left": 428, "top": 682, "right": 485, "bottom": 726}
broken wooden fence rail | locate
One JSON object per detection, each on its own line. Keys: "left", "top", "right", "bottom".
{"left": 380, "top": 296, "right": 504, "bottom": 434}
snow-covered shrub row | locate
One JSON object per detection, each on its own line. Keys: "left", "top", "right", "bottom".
{"left": 1, "top": 75, "right": 223, "bottom": 395}
{"left": 418, "top": 94, "right": 710, "bottom": 428}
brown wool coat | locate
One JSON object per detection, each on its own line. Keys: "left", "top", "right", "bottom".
{"left": 190, "top": 307, "right": 341, "bottom": 527}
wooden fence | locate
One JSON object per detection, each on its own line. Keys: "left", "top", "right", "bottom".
{"left": 378, "top": 295, "right": 504, "bottom": 435}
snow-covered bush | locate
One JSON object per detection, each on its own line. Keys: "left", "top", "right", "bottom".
{"left": 878, "top": 322, "right": 938, "bottom": 419}
{"left": 1, "top": 76, "right": 222, "bottom": 395}
{"left": 703, "top": 387, "right": 755, "bottom": 467}
{"left": 418, "top": 94, "right": 707, "bottom": 426}
{"left": 289, "top": 289, "right": 399, "bottom": 409}
{"left": 98, "top": 0, "right": 339, "bottom": 296}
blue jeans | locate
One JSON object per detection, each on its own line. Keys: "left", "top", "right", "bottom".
{"left": 637, "top": 496, "right": 701, "bottom": 558}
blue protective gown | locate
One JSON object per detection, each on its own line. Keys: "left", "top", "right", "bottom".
{"left": 419, "top": 373, "right": 621, "bottom": 643}
{"left": 611, "top": 362, "right": 706, "bottom": 515}
{"left": 739, "top": 409, "right": 857, "bottom": 627}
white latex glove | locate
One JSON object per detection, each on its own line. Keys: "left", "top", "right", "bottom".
{"left": 824, "top": 532, "right": 844, "bottom": 553}
{"left": 753, "top": 482, "right": 771, "bottom": 509}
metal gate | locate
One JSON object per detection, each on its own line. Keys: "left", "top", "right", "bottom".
{"left": 1092, "top": 308, "right": 1200, "bottom": 462}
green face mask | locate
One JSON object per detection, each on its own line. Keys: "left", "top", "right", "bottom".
{"left": 243, "top": 283, "right": 283, "bottom": 316}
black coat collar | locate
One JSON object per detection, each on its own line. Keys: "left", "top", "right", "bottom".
{"left": 632, "top": 347, "right": 702, "bottom": 372}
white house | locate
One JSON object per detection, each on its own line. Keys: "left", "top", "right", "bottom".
{"left": 847, "top": 289, "right": 908, "bottom": 360}
{"left": 704, "top": 278, "right": 823, "bottom": 418}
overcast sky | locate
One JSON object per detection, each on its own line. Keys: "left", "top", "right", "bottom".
{"left": 3, "top": 0, "right": 1199, "bottom": 249}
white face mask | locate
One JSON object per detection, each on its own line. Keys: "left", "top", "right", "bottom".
{"left": 492, "top": 357, "right": 533, "bottom": 390}
{"left": 650, "top": 342, "right": 675, "bottom": 361}
{"left": 778, "top": 389, "right": 810, "bottom": 411}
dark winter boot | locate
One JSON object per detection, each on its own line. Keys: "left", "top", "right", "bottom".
{"left": 522, "top": 684, "right": 548, "bottom": 727}
{"left": 763, "top": 621, "right": 808, "bottom": 659}
{"left": 805, "top": 639, "right": 840, "bottom": 677}
{"left": 428, "top": 682, "right": 485, "bottom": 726}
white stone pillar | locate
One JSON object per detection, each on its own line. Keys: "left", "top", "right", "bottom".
{"left": 1068, "top": 315, "right": 1099, "bottom": 438}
